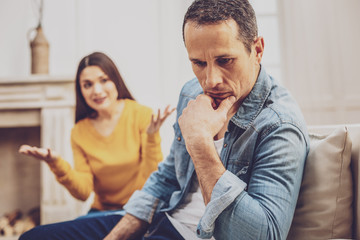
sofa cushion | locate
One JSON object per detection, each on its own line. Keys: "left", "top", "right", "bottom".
{"left": 287, "top": 126, "right": 353, "bottom": 239}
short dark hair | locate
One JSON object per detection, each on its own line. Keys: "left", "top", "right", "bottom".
{"left": 182, "top": 0, "right": 258, "bottom": 53}
{"left": 75, "top": 52, "right": 134, "bottom": 123}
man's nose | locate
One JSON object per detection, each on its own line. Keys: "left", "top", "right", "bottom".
{"left": 205, "top": 65, "right": 222, "bottom": 88}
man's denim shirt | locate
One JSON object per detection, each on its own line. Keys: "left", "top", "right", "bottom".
{"left": 124, "top": 67, "right": 310, "bottom": 240}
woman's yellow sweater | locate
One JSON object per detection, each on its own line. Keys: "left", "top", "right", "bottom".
{"left": 47, "top": 99, "right": 163, "bottom": 210}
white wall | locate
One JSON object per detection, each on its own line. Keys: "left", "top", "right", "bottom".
{"left": 279, "top": 0, "right": 360, "bottom": 125}
{"left": 251, "top": 0, "right": 282, "bottom": 83}
{"left": 0, "top": 0, "right": 281, "bottom": 157}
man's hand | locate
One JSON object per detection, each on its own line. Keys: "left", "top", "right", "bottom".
{"left": 178, "top": 94, "right": 236, "bottom": 146}
{"left": 104, "top": 214, "right": 148, "bottom": 240}
{"left": 178, "top": 94, "right": 236, "bottom": 204}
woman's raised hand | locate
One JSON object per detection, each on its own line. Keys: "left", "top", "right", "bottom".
{"left": 18, "top": 145, "right": 59, "bottom": 163}
{"left": 146, "top": 105, "right": 175, "bottom": 134}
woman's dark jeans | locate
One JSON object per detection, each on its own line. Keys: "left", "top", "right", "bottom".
{"left": 19, "top": 212, "right": 184, "bottom": 240}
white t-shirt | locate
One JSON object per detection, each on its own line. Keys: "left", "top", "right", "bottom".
{"left": 166, "top": 138, "right": 224, "bottom": 240}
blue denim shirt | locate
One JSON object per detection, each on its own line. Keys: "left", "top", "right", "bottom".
{"left": 124, "top": 67, "right": 309, "bottom": 240}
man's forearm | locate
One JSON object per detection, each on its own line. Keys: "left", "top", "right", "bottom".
{"left": 178, "top": 94, "right": 235, "bottom": 205}
{"left": 186, "top": 137, "right": 226, "bottom": 205}
{"left": 104, "top": 213, "right": 148, "bottom": 240}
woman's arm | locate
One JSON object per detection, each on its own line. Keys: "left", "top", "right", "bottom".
{"left": 139, "top": 105, "right": 175, "bottom": 180}
{"left": 19, "top": 135, "right": 94, "bottom": 201}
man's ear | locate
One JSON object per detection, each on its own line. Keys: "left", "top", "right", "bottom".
{"left": 253, "top": 36, "right": 264, "bottom": 64}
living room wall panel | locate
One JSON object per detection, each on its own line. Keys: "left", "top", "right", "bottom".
{"left": 279, "top": 0, "right": 360, "bottom": 125}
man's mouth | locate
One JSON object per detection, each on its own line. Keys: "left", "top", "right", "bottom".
{"left": 206, "top": 92, "right": 230, "bottom": 109}
{"left": 211, "top": 98, "right": 224, "bottom": 109}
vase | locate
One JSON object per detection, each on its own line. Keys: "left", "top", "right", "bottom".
{"left": 29, "top": 26, "right": 49, "bottom": 74}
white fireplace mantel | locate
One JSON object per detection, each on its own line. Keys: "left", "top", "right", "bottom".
{"left": 0, "top": 75, "right": 74, "bottom": 127}
{"left": 0, "top": 75, "right": 89, "bottom": 225}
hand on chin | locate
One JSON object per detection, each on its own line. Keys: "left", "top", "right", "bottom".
{"left": 211, "top": 97, "right": 223, "bottom": 110}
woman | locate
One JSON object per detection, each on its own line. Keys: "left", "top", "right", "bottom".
{"left": 19, "top": 52, "right": 174, "bottom": 214}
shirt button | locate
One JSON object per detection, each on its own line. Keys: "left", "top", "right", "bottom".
{"left": 177, "top": 137, "right": 181, "bottom": 141}
{"left": 223, "top": 143, "right": 228, "bottom": 148}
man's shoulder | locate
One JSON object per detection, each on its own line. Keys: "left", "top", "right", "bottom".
{"left": 267, "top": 83, "right": 305, "bottom": 126}
{"left": 179, "top": 78, "right": 203, "bottom": 99}
{"left": 253, "top": 82, "right": 309, "bottom": 140}
{"left": 174, "top": 78, "right": 203, "bottom": 117}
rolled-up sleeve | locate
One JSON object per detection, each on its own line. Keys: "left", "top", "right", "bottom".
{"left": 197, "top": 170, "right": 247, "bottom": 238}
{"left": 197, "top": 123, "right": 308, "bottom": 240}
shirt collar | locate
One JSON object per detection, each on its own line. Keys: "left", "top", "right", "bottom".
{"left": 231, "top": 65, "right": 272, "bottom": 129}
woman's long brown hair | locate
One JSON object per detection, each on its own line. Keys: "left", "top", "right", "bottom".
{"left": 75, "top": 52, "right": 134, "bottom": 123}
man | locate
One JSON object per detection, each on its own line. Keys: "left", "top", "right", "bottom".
{"left": 21, "top": 0, "right": 309, "bottom": 239}
{"left": 105, "top": 0, "right": 309, "bottom": 239}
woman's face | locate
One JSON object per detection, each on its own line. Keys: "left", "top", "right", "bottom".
{"left": 79, "top": 66, "right": 118, "bottom": 112}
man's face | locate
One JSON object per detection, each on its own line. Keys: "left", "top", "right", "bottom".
{"left": 184, "top": 19, "right": 263, "bottom": 111}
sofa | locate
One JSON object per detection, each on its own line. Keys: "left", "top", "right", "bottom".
{"left": 287, "top": 124, "right": 359, "bottom": 240}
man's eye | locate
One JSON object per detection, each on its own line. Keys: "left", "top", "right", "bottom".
{"left": 217, "top": 58, "right": 233, "bottom": 66}
{"left": 193, "top": 61, "right": 207, "bottom": 67}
